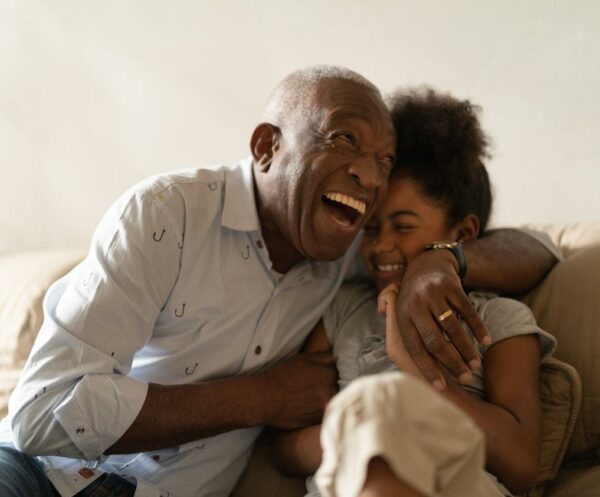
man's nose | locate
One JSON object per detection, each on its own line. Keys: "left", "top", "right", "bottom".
{"left": 347, "top": 157, "right": 382, "bottom": 190}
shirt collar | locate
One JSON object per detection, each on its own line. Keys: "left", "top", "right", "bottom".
{"left": 220, "top": 157, "right": 353, "bottom": 281}
{"left": 222, "top": 157, "right": 261, "bottom": 232}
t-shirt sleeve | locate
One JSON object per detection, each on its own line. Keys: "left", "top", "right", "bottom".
{"left": 474, "top": 293, "right": 557, "bottom": 359}
{"left": 505, "top": 227, "right": 564, "bottom": 262}
{"left": 322, "top": 280, "right": 376, "bottom": 346}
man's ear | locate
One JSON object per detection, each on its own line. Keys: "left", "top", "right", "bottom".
{"left": 250, "top": 123, "right": 280, "bottom": 172}
{"left": 456, "top": 214, "right": 480, "bottom": 242}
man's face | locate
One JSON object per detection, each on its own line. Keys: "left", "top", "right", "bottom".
{"left": 265, "top": 80, "right": 396, "bottom": 263}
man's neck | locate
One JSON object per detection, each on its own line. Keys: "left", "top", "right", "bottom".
{"left": 261, "top": 228, "right": 304, "bottom": 274}
{"left": 252, "top": 165, "right": 305, "bottom": 273}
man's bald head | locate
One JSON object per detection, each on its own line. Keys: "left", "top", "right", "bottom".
{"left": 263, "top": 65, "right": 383, "bottom": 128}
{"left": 251, "top": 65, "right": 396, "bottom": 271}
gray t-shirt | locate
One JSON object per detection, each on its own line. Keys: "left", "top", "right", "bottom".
{"left": 323, "top": 280, "right": 556, "bottom": 396}
{"left": 304, "top": 280, "right": 556, "bottom": 497}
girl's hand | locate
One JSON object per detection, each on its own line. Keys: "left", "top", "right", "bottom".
{"left": 378, "top": 284, "right": 424, "bottom": 380}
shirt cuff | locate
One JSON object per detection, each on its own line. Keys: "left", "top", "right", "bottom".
{"left": 53, "top": 374, "right": 148, "bottom": 460}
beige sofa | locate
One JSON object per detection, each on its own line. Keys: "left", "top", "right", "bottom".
{"left": 1, "top": 224, "right": 600, "bottom": 497}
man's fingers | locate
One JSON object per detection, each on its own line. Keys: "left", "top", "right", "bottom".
{"left": 412, "top": 310, "right": 471, "bottom": 382}
{"left": 400, "top": 318, "right": 446, "bottom": 389}
{"left": 449, "top": 291, "right": 491, "bottom": 346}
{"left": 434, "top": 305, "right": 481, "bottom": 373}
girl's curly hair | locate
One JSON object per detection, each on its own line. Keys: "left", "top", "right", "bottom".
{"left": 387, "top": 87, "right": 493, "bottom": 234}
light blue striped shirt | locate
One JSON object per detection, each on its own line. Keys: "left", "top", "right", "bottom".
{"left": 4, "top": 158, "right": 362, "bottom": 497}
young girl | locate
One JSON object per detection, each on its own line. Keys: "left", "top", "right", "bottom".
{"left": 273, "top": 88, "right": 557, "bottom": 497}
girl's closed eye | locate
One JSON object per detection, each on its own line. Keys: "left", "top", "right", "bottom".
{"left": 392, "top": 223, "right": 415, "bottom": 232}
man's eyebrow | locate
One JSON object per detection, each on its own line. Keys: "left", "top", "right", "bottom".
{"left": 389, "top": 210, "right": 421, "bottom": 220}
{"left": 320, "top": 111, "right": 373, "bottom": 128}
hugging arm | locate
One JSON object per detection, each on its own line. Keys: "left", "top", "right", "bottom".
{"left": 463, "top": 228, "right": 559, "bottom": 294}
{"left": 11, "top": 190, "right": 336, "bottom": 459}
{"left": 393, "top": 228, "right": 559, "bottom": 387}
{"left": 109, "top": 352, "right": 336, "bottom": 454}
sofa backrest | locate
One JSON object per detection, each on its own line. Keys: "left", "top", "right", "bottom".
{"left": 523, "top": 223, "right": 600, "bottom": 462}
{"left": 0, "top": 249, "right": 84, "bottom": 418}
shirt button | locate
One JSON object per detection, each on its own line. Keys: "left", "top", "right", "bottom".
{"left": 256, "top": 240, "right": 264, "bottom": 249}
{"left": 254, "top": 345, "right": 262, "bottom": 355}
{"left": 76, "top": 427, "right": 85, "bottom": 434}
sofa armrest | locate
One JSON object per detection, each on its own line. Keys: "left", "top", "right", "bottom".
{"left": 0, "top": 249, "right": 84, "bottom": 418}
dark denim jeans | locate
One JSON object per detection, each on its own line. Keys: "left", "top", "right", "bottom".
{"left": 0, "top": 443, "right": 136, "bottom": 497}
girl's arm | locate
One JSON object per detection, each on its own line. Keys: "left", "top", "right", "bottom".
{"left": 380, "top": 286, "right": 542, "bottom": 495}
{"left": 271, "top": 320, "right": 330, "bottom": 475}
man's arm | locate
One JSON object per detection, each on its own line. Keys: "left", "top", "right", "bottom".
{"left": 463, "top": 228, "right": 559, "bottom": 294}
{"left": 107, "top": 353, "right": 336, "bottom": 454}
{"left": 11, "top": 184, "right": 337, "bottom": 459}
{"left": 392, "top": 228, "right": 559, "bottom": 388}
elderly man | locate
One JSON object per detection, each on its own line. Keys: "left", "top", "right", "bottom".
{"left": 0, "top": 66, "right": 557, "bottom": 497}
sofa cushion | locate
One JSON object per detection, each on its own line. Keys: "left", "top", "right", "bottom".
{"left": 543, "top": 464, "right": 600, "bottom": 497}
{"left": 523, "top": 243, "right": 600, "bottom": 461}
{"left": 527, "top": 358, "right": 582, "bottom": 496}
{"left": 526, "top": 223, "right": 600, "bottom": 259}
{"left": 0, "top": 249, "right": 84, "bottom": 418}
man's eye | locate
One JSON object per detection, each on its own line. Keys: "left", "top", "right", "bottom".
{"left": 393, "top": 224, "right": 413, "bottom": 232}
{"left": 384, "top": 155, "right": 396, "bottom": 166}
{"left": 332, "top": 132, "right": 356, "bottom": 146}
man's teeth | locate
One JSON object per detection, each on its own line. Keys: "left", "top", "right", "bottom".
{"left": 324, "top": 192, "right": 366, "bottom": 215}
{"left": 377, "top": 264, "right": 403, "bottom": 272}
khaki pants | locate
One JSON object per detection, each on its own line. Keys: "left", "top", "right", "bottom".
{"left": 315, "top": 372, "right": 507, "bottom": 497}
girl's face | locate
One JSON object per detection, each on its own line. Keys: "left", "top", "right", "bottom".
{"left": 360, "top": 176, "right": 469, "bottom": 292}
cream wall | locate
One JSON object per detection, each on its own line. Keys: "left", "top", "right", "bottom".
{"left": 1, "top": 0, "right": 599, "bottom": 252}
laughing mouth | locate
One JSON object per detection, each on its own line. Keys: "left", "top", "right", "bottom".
{"left": 376, "top": 263, "right": 404, "bottom": 272}
{"left": 322, "top": 192, "right": 366, "bottom": 226}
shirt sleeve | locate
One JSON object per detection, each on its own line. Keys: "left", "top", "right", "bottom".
{"left": 322, "top": 281, "right": 376, "bottom": 345}
{"left": 472, "top": 293, "right": 557, "bottom": 359}
{"left": 343, "top": 233, "right": 369, "bottom": 281}
{"left": 9, "top": 185, "right": 183, "bottom": 460}
{"left": 513, "top": 227, "right": 564, "bottom": 262}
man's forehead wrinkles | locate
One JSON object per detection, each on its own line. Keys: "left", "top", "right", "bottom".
{"left": 320, "top": 107, "right": 391, "bottom": 132}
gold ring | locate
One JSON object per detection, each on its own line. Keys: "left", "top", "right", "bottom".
{"left": 437, "top": 309, "right": 454, "bottom": 322}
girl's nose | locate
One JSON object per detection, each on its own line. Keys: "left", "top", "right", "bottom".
{"left": 373, "top": 234, "right": 395, "bottom": 254}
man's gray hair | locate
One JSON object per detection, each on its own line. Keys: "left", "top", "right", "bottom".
{"left": 263, "top": 65, "right": 381, "bottom": 127}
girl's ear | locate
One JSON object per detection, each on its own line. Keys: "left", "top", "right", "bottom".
{"left": 455, "top": 214, "right": 480, "bottom": 242}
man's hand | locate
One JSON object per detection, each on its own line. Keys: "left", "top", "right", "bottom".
{"left": 258, "top": 352, "right": 337, "bottom": 430}
{"left": 394, "top": 250, "right": 491, "bottom": 390}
